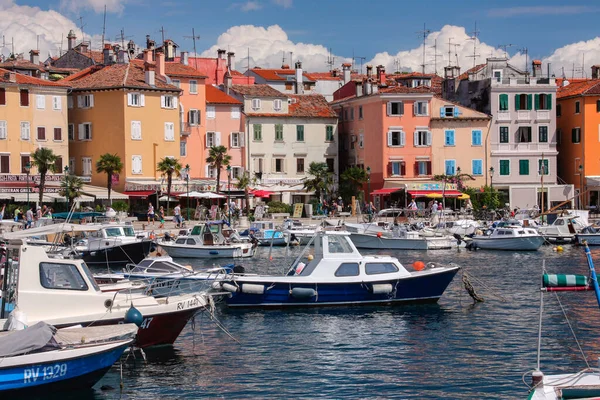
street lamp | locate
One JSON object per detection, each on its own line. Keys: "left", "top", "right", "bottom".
{"left": 24, "top": 161, "right": 31, "bottom": 209}
{"left": 226, "top": 165, "right": 232, "bottom": 225}
{"left": 579, "top": 164, "right": 584, "bottom": 209}
{"left": 366, "top": 166, "right": 371, "bottom": 203}
{"left": 489, "top": 167, "right": 495, "bottom": 189}
{"left": 185, "top": 164, "right": 190, "bottom": 222}
{"left": 64, "top": 166, "right": 69, "bottom": 209}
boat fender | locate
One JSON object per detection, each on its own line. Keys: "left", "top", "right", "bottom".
{"left": 370, "top": 283, "right": 393, "bottom": 294}
{"left": 124, "top": 304, "right": 144, "bottom": 327}
{"left": 6, "top": 309, "right": 27, "bottom": 330}
{"left": 290, "top": 287, "right": 316, "bottom": 298}
{"left": 211, "top": 281, "right": 223, "bottom": 290}
{"left": 241, "top": 283, "right": 265, "bottom": 295}
{"left": 104, "top": 299, "right": 113, "bottom": 309}
{"left": 222, "top": 283, "right": 239, "bottom": 293}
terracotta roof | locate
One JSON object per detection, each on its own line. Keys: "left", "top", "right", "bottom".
{"left": 329, "top": 95, "right": 358, "bottom": 105}
{"left": 231, "top": 84, "right": 284, "bottom": 97}
{"left": 0, "top": 59, "right": 44, "bottom": 71}
{"left": 206, "top": 85, "right": 241, "bottom": 104}
{"left": 130, "top": 60, "right": 207, "bottom": 79}
{"left": 288, "top": 94, "right": 337, "bottom": 118}
{"left": 74, "top": 49, "right": 104, "bottom": 64}
{"left": 458, "top": 64, "right": 486, "bottom": 80}
{"left": 0, "top": 68, "right": 69, "bottom": 87}
{"left": 64, "top": 63, "right": 179, "bottom": 91}
{"left": 557, "top": 79, "right": 600, "bottom": 99}
{"left": 305, "top": 72, "right": 342, "bottom": 81}
{"left": 249, "top": 68, "right": 314, "bottom": 82}
{"left": 379, "top": 85, "right": 434, "bottom": 94}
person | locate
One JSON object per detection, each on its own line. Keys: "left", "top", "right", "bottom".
{"left": 0, "top": 204, "right": 5, "bottom": 221}
{"left": 465, "top": 199, "right": 473, "bottom": 211}
{"left": 408, "top": 199, "right": 418, "bottom": 218}
{"left": 13, "top": 207, "right": 21, "bottom": 222}
{"left": 174, "top": 203, "right": 182, "bottom": 228}
{"left": 147, "top": 203, "right": 155, "bottom": 226}
{"left": 431, "top": 201, "right": 439, "bottom": 214}
{"left": 337, "top": 197, "right": 344, "bottom": 214}
{"left": 438, "top": 202, "right": 444, "bottom": 212}
{"left": 35, "top": 206, "right": 42, "bottom": 227}
{"left": 158, "top": 206, "right": 165, "bottom": 229}
{"left": 25, "top": 207, "right": 34, "bottom": 229}
{"left": 46, "top": 207, "right": 53, "bottom": 219}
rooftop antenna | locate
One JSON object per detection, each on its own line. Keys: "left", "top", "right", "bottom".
{"left": 430, "top": 38, "right": 443, "bottom": 75}
{"left": 36, "top": 35, "right": 39, "bottom": 51}
{"left": 417, "top": 23, "right": 431, "bottom": 74}
{"left": 101, "top": 5, "right": 107, "bottom": 47}
{"left": 354, "top": 56, "right": 366, "bottom": 75}
{"left": 452, "top": 43, "right": 461, "bottom": 69}
{"left": 78, "top": 16, "right": 86, "bottom": 45}
{"left": 289, "top": 51, "right": 293, "bottom": 67}
{"left": 394, "top": 58, "right": 401, "bottom": 73}
{"left": 467, "top": 22, "right": 480, "bottom": 68}
{"left": 183, "top": 28, "right": 200, "bottom": 68}
{"left": 518, "top": 47, "right": 529, "bottom": 74}
{"left": 497, "top": 44, "right": 513, "bottom": 59}
{"left": 115, "top": 29, "right": 132, "bottom": 50}
{"left": 582, "top": 53, "right": 585, "bottom": 78}
{"left": 447, "top": 38, "right": 454, "bottom": 67}
{"left": 326, "top": 48, "right": 335, "bottom": 72}
{"left": 248, "top": 47, "right": 251, "bottom": 84}
{"left": 281, "top": 50, "right": 286, "bottom": 66}
{"left": 159, "top": 26, "right": 166, "bottom": 43}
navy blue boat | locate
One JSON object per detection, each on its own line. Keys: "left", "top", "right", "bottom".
{"left": 216, "top": 231, "right": 460, "bottom": 308}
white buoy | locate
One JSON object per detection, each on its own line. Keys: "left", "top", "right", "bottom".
{"left": 241, "top": 283, "right": 265, "bottom": 295}
{"left": 371, "top": 284, "right": 394, "bottom": 294}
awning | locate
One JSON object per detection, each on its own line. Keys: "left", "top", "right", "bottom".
{"left": 371, "top": 188, "right": 401, "bottom": 196}
{"left": 123, "top": 191, "right": 155, "bottom": 198}
{"left": 81, "top": 185, "right": 128, "bottom": 200}
{"left": 409, "top": 190, "right": 462, "bottom": 198}
{"left": 251, "top": 190, "right": 274, "bottom": 198}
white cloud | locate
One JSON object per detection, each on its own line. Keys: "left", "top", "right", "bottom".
{"left": 540, "top": 37, "right": 600, "bottom": 78}
{"left": 241, "top": 1, "right": 262, "bottom": 11}
{"left": 273, "top": 0, "right": 292, "bottom": 8}
{"left": 60, "top": 0, "right": 126, "bottom": 14}
{"left": 488, "top": 6, "right": 600, "bottom": 17}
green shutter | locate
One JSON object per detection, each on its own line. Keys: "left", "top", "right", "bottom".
{"left": 527, "top": 94, "right": 533, "bottom": 110}
{"left": 547, "top": 94, "right": 552, "bottom": 110}
{"left": 500, "top": 160, "right": 510, "bottom": 175}
{"left": 519, "top": 160, "right": 529, "bottom": 175}
{"left": 534, "top": 94, "right": 540, "bottom": 110}
{"left": 499, "top": 94, "right": 508, "bottom": 110}
{"left": 515, "top": 94, "right": 520, "bottom": 110}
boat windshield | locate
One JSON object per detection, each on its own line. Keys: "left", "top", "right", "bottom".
{"left": 327, "top": 235, "right": 355, "bottom": 254}
{"left": 123, "top": 227, "right": 135, "bottom": 237}
{"left": 79, "top": 262, "right": 101, "bottom": 292}
{"left": 105, "top": 228, "right": 123, "bottom": 237}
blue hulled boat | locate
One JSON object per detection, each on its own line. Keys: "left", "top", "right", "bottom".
{"left": 0, "top": 322, "right": 137, "bottom": 394}
{"left": 216, "top": 231, "right": 460, "bottom": 308}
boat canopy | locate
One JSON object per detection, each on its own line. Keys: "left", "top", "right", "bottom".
{"left": 0, "top": 321, "right": 59, "bottom": 357}
{"left": 3, "top": 222, "right": 103, "bottom": 239}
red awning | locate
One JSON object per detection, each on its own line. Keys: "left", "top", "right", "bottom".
{"left": 122, "top": 191, "right": 156, "bottom": 198}
{"left": 371, "top": 188, "right": 401, "bottom": 196}
{"left": 408, "top": 190, "right": 462, "bottom": 197}
{"left": 251, "top": 190, "right": 274, "bottom": 198}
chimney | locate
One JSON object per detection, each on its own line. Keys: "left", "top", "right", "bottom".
{"left": 4, "top": 72, "right": 16, "bottom": 83}
{"left": 67, "top": 30, "right": 76, "bottom": 51}
{"left": 356, "top": 82, "right": 363, "bottom": 97}
{"left": 127, "top": 40, "right": 136, "bottom": 56}
{"left": 227, "top": 52, "right": 235, "bottom": 70}
{"left": 163, "top": 40, "right": 174, "bottom": 61}
{"left": 146, "top": 35, "right": 155, "bottom": 50}
{"left": 144, "top": 61, "right": 156, "bottom": 86}
{"left": 217, "top": 49, "right": 226, "bottom": 60}
{"left": 295, "top": 60, "right": 303, "bottom": 94}
{"left": 592, "top": 65, "right": 600, "bottom": 80}
{"left": 342, "top": 63, "right": 351, "bottom": 85}
{"left": 366, "top": 65, "right": 373, "bottom": 78}
{"left": 103, "top": 44, "right": 112, "bottom": 65}
{"left": 364, "top": 79, "right": 372, "bottom": 95}
{"left": 224, "top": 69, "right": 232, "bottom": 95}
{"left": 444, "top": 65, "right": 460, "bottom": 79}
{"left": 29, "top": 50, "right": 39, "bottom": 65}
{"left": 79, "top": 42, "right": 88, "bottom": 53}
{"left": 377, "top": 65, "right": 386, "bottom": 84}
{"left": 281, "top": 64, "right": 290, "bottom": 69}
{"left": 156, "top": 50, "right": 165, "bottom": 78}
{"left": 532, "top": 60, "right": 542, "bottom": 77}
{"left": 143, "top": 49, "right": 152, "bottom": 63}
{"left": 117, "top": 49, "right": 128, "bottom": 64}
{"left": 180, "top": 51, "right": 188, "bottom": 66}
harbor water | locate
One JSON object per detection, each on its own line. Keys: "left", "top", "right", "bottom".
{"left": 73, "top": 245, "right": 600, "bottom": 398}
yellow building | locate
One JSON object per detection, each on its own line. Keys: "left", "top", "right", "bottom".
{"left": 0, "top": 68, "right": 69, "bottom": 201}
{"left": 64, "top": 58, "right": 181, "bottom": 193}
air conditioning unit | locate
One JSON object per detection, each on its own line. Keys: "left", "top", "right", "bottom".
{"left": 351, "top": 135, "right": 357, "bottom": 142}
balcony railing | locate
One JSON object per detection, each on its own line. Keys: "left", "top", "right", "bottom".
{"left": 497, "top": 111, "right": 511, "bottom": 121}
{"left": 536, "top": 110, "right": 551, "bottom": 121}
{"left": 491, "top": 143, "right": 556, "bottom": 152}
{"left": 516, "top": 110, "right": 531, "bottom": 121}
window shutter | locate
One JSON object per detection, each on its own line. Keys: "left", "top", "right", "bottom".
{"left": 426, "top": 161, "right": 432, "bottom": 175}
{"left": 453, "top": 107, "right": 460, "bottom": 117}
{"left": 140, "top": 94, "right": 145, "bottom": 107}
{"left": 36, "top": 95, "right": 45, "bottom": 109}
{"left": 386, "top": 102, "right": 391, "bottom": 116}
{"left": 515, "top": 94, "right": 520, "bottom": 110}
{"left": 230, "top": 133, "right": 234, "bottom": 148}
{"left": 131, "top": 121, "right": 136, "bottom": 139}
{"left": 161, "top": 95, "right": 166, "bottom": 108}
{"left": 271, "top": 158, "right": 276, "bottom": 173}
{"left": 414, "top": 162, "right": 419, "bottom": 176}
{"left": 400, "top": 162, "right": 406, "bottom": 176}
{"left": 127, "top": 93, "right": 132, "bottom": 106}
{"left": 472, "top": 160, "right": 476, "bottom": 175}
{"left": 426, "top": 130, "right": 432, "bottom": 146}
{"left": 399, "top": 102, "right": 404, "bottom": 115}
{"left": 547, "top": 94, "right": 552, "bottom": 110}
{"left": 413, "top": 102, "right": 417, "bottom": 116}
{"left": 400, "top": 131, "right": 406, "bottom": 146}
{"left": 89, "top": 95, "right": 94, "bottom": 107}
{"left": 173, "top": 97, "right": 178, "bottom": 109}
{"left": 78, "top": 124, "right": 84, "bottom": 140}
{"left": 534, "top": 94, "right": 540, "bottom": 110}
{"left": 239, "top": 132, "right": 245, "bottom": 147}
{"left": 423, "top": 103, "right": 428, "bottom": 115}
{"left": 215, "top": 132, "right": 221, "bottom": 146}
{"left": 67, "top": 96, "right": 73, "bottom": 109}
{"left": 0, "top": 121, "right": 5, "bottom": 139}
{"left": 526, "top": 94, "right": 532, "bottom": 110}
{"left": 387, "top": 162, "right": 393, "bottom": 176}
{"left": 77, "top": 95, "right": 83, "bottom": 108}
{"left": 414, "top": 131, "right": 418, "bottom": 146}
{"left": 387, "top": 131, "right": 392, "bottom": 147}
{"left": 440, "top": 106, "right": 445, "bottom": 118}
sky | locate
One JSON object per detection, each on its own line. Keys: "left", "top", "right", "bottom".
{"left": 2, "top": 0, "right": 600, "bottom": 78}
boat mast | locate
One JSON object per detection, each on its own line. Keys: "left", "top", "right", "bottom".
{"left": 584, "top": 243, "right": 600, "bottom": 308}
{"left": 540, "top": 152, "right": 545, "bottom": 219}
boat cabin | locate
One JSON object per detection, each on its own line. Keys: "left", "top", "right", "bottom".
{"left": 185, "top": 221, "right": 239, "bottom": 245}
{"left": 130, "top": 257, "right": 193, "bottom": 275}
{"left": 488, "top": 226, "right": 539, "bottom": 237}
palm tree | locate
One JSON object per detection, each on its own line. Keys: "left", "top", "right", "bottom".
{"left": 303, "top": 162, "right": 332, "bottom": 201}
{"left": 60, "top": 175, "right": 84, "bottom": 210}
{"left": 236, "top": 171, "right": 255, "bottom": 215}
{"left": 206, "top": 146, "right": 231, "bottom": 193}
{"left": 30, "top": 148, "right": 57, "bottom": 205}
{"left": 96, "top": 153, "right": 123, "bottom": 204}
{"left": 157, "top": 157, "right": 182, "bottom": 215}
{"left": 340, "top": 166, "right": 369, "bottom": 201}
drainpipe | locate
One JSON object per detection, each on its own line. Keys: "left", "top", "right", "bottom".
{"left": 484, "top": 118, "right": 492, "bottom": 187}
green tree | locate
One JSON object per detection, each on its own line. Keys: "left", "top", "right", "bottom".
{"left": 433, "top": 169, "right": 476, "bottom": 192}
{"left": 30, "top": 148, "right": 57, "bottom": 205}
{"left": 59, "top": 175, "right": 84, "bottom": 209}
{"left": 206, "top": 146, "right": 232, "bottom": 193}
{"left": 157, "top": 157, "right": 182, "bottom": 215}
{"left": 463, "top": 186, "right": 501, "bottom": 210}
{"left": 303, "top": 162, "right": 332, "bottom": 201}
{"left": 95, "top": 153, "right": 123, "bottom": 204}
{"left": 340, "top": 166, "right": 368, "bottom": 203}
{"left": 235, "top": 171, "right": 255, "bottom": 215}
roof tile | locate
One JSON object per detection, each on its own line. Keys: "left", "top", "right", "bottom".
{"left": 557, "top": 79, "right": 600, "bottom": 99}
{"left": 65, "top": 63, "right": 179, "bottom": 91}
{"left": 206, "top": 85, "right": 242, "bottom": 104}
{"left": 231, "top": 84, "right": 284, "bottom": 97}
{"left": 0, "top": 68, "right": 69, "bottom": 87}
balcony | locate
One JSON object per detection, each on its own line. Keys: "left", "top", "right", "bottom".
{"left": 497, "top": 111, "right": 511, "bottom": 121}
{"left": 491, "top": 142, "right": 557, "bottom": 153}
{"left": 536, "top": 110, "right": 551, "bottom": 122}
{"left": 516, "top": 110, "right": 531, "bottom": 122}
{"left": 180, "top": 122, "right": 192, "bottom": 136}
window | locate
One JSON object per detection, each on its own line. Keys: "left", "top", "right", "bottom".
{"left": 515, "top": 94, "right": 532, "bottom": 110}
{"left": 350, "top": 108, "right": 354, "bottom": 120}
{"left": 414, "top": 101, "right": 428, "bottom": 116}
{"left": 68, "top": 124, "right": 74, "bottom": 141}
{"left": 500, "top": 127, "right": 510, "bottom": 143}
{"left": 69, "top": 158, "right": 75, "bottom": 174}
{"left": 0, "top": 88, "right": 5, "bottom": 105}
{"left": 365, "top": 262, "right": 399, "bottom": 275}
{"left": 78, "top": 123, "right": 92, "bottom": 140}
{"left": 252, "top": 98, "right": 261, "bottom": 110}
{"left": 326, "top": 158, "right": 334, "bottom": 173}
{"left": 334, "top": 263, "right": 360, "bottom": 277}
{"left": 493, "top": 69, "right": 502, "bottom": 83}
{"left": 597, "top": 100, "right": 600, "bottom": 112}
{"left": 188, "top": 109, "right": 200, "bottom": 126}
{"left": 274, "top": 158, "right": 285, "bottom": 173}
{"left": 231, "top": 167, "right": 243, "bottom": 179}
{"left": 498, "top": 94, "right": 509, "bottom": 111}
{"left": 164, "top": 122, "right": 175, "bottom": 141}
{"left": 415, "top": 130, "right": 431, "bottom": 146}
{"left": 535, "top": 94, "right": 552, "bottom": 110}
{"left": 572, "top": 127, "right": 581, "bottom": 143}
{"left": 53, "top": 127, "right": 62, "bottom": 141}
{"left": 557, "top": 103, "right": 562, "bottom": 117}
{"left": 52, "top": 96, "right": 62, "bottom": 110}
{"left": 416, "top": 160, "right": 431, "bottom": 176}
{"left": 82, "top": 157, "right": 92, "bottom": 176}
{"left": 326, "top": 125, "right": 334, "bottom": 142}
{"left": 0, "top": 154, "right": 9, "bottom": 173}
{"left": 359, "top": 133, "right": 364, "bottom": 148}
{"left": 472, "top": 159, "right": 483, "bottom": 176}
{"left": 127, "top": 92, "right": 144, "bottom": 107}
{"left": 441, "top": 105, "right": 458, "bottom": 118}
{"left": 285, "top": 82, "right": 293, "bottom": 91}
{"left": 20, "top": 122, "right": 30, "bottom": 140}
{"left": 296, "top": 158, "right": 305, "bottom": 173}
{"left": 472, "top": 130, "right": 482, "bottom": 146}
{"left": 172, "top": 79, "right": 180, "bottom": 88}
{"left": 500, "top": 160, "right": 510, "bottom": 176}
{"left": 539, "top": 126, "right": 548, "bottom": 143}
{"left": 230, "top": 132, "right": 243, "bottom": 148}
{"left": 0, "top": 121, "right": 6, "bottom": 140}
{"left": 389, "top": 161, "right": 406, "bottom": 176}
{"left": 274, "top": 124, "right": 284, "bottom": 141}
{"left": 539, "top": 159, "right": 549, "bottom": 175}
{"left": 445, "top": 160, "right": 456, "bottom": 175}
{"left": 77, "top": 94, "right": 94, "bottom": 108}
{"left": 207, "top": 166, "right": 216, "bottom": 178}
{"left": 21, "top": 155, "right": 30, "bottom": 173}
{"left": 519, "top": 159, "right": 529, "bottom": 175}
{"left": 517, "top": 127, "right": 532, "bottom": 143}
{"left": 445, "top": 130, "right": 455, "bottom": 146}
{"left": 231, "top": 106, "right": 240, "bottom": 119}
{"left": 180, "top": 141, "right": 187, "bottom": 157}
{"left": 39, "top": 262, "right": 88, "bottom": 291}
{"left": 206, "top": 131, "right": 216, "bottom": 147}
{"left": 274, "top": 99, "right": 282, "bottom": 111}
{"left": 253, "top": 158, "right": 264, "bottom": 173}
{"left": 131, "top": 155, "right": 142, "bottom": 174}
{"left": 161, "top": 95, "right": 176, "bottom": 109}
{"left": 54, "top": 157, "right": 62, "bottom": 172}
{"left": 344, "top": 109, "right": 348, "bottom": 120}
{"left": 296, "top": 125, "right": 304, "bottom": 141}
{"left": 253, "top": 124, "right": 262, "bottom": 141}
{"left": 387, "top": 101, "right": 404, "bottom": 116}
{"left": 37, "top": 127, "right": 46, "bottom": 141}
{"left": 359, "top": 106, "right": 363, "bottom": 119}
{"left": 20, "top": 89, "right": 29, "bottom": 107}
{"left": 388, "top": 130, "right": 405, "bottom": 147}
{"left": 575, "top": 101, "right": 580, "bottom": 114}
{"left": 189, "top": 80, "right": 198, "bottom": 94}
{"left": 131, "top": 121, "right": 142, "bottom": 140}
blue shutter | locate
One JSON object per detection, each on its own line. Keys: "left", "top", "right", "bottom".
{"left": 453, "top": 107, "right": 460, "bottom": 117}
{"left": 472, "top": 130, "right": 482, "bottom": 145}
{"left": 440, "top": 106, "right": 445, "bottom": 118}
{"left": 472, "top": 159, "right": 482, "bottom": 175}
{"left": 445, "top": 130, "right": 455, "bottom": 146}
{"left": 445, "top": 160, "right": 455, "bottom": 175}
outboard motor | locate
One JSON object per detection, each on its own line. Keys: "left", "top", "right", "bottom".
{"left": 233, "top": 265, "right": 245, "bottom": 274}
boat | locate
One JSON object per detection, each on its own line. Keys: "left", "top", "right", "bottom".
{"left": 158, "top": 220, "right": 256, "bottom": 258}
{"left": 538, "top": 214, "right": 587, "bottom": 244}
{"left": 242, "top": 221, "right": 288, "bottom": 246}
{"left": 0, "top": 322, "right": 137, "bottom": 394}
{"left": 575, "top": 225, "right": 600, "bottom": 245}
{"left": 525, "top": 243, "right": 600, "bottom": 399}
{"left": 0, "top": 239, "right": 209, "bottom": 348}
{"left": 421, "top": 219, "right": 480, "bottom": 238}
{"left": 471, "top": 224, "right": 544, "bottom": 251}
{"left": 349, "top": 225, "right": 458, "bottom": 250}
{"left": 215, "top": 230, "right": 460, "bottom": 307}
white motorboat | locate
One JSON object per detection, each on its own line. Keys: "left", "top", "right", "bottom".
{"left": 421, "top": 219, "right": 480, "bottom": 237}
{"left": 158, "top": 220, "right": 256, "bottom": 258}
{"left": 349, "top": 226, "right": 458, "bottom": 250}
{"left": 575, "top": 225, "right": 600, "bottom": 245}
{"left": 471, "top": 225, "right": 544, "bottom": 250}
{"left": 538, "top": 214, "right": 587, "bottom": 243}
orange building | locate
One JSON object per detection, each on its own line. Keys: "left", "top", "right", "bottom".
{"left": 557, "top": 68, "right": 600, "bottom": 208}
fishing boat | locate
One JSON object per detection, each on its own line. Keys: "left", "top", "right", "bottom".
{"left": 538, "top": 214, "right": 587, "bottom": 244}
{"left": 158, "top": 221, "right": 256, "bottom": 258}
{"left": 0, "top": 322, "right": 137, "bottom": 394}
{"left": 215, "top": 230, "right": 460, "bottom": 308}
{"left": 471, "top": 225, "right": 544, "bottom": 251}
{"left": 525, "top": 243, "right": 600, "bottom": 399}
{"left": 242, "top": 221, "right": 288, "bottom": 246}
{"left": 349, "top": 225, "right": 458, "bottom": 250}
{"left": 0, "top": 239, "right": 209, "bottom": 348}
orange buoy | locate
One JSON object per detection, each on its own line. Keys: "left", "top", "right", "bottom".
{"left": 376, "top": 232, "right": 383, "bottom": 238}
{"left": 413, "top": 261, "right": 426, "bottom": 271}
